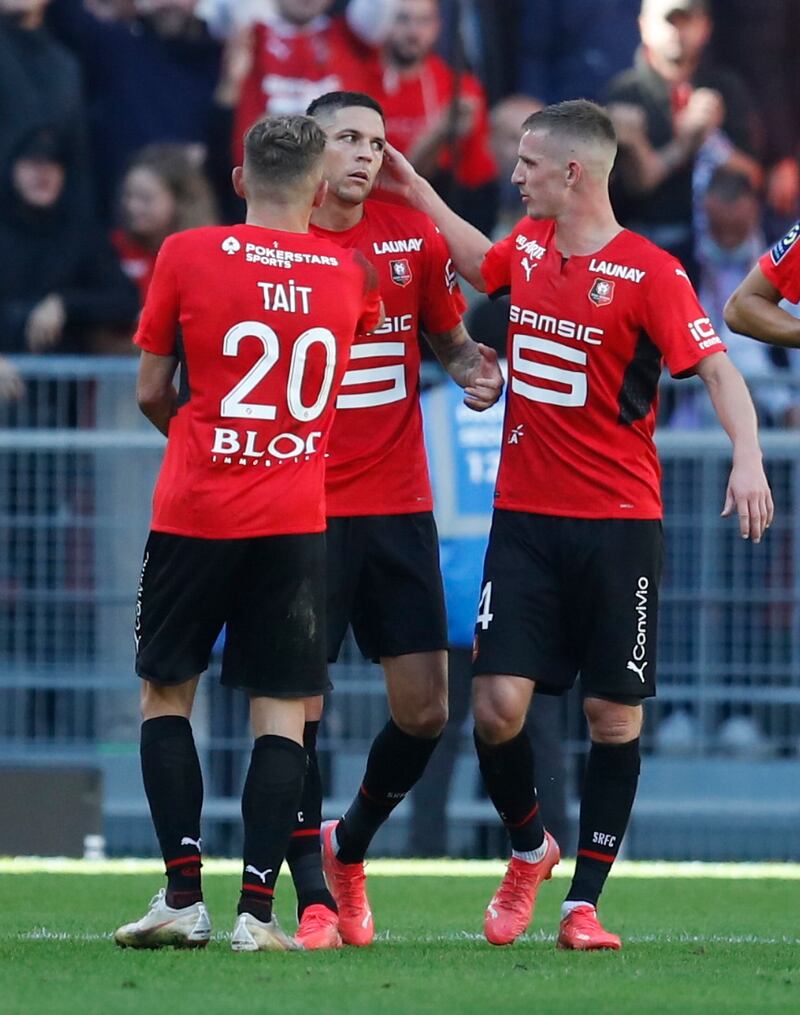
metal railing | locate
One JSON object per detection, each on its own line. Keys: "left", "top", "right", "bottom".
{"left": 1, "top": 357, "right": 799, "bottom": 860}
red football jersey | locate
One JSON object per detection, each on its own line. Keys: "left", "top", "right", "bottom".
{"left": 134, "top": 224, "right": 381, "bottom": 539}
{"left": 375, "top": 55, "right": 497, "bottom": 189}
{"left": 759, "top": 221, "right": 800, "bottom": 303}
{"left": 111, "top": 229, "right": 156, "bottom": 306}
{"left": 233, "top": 15, "right": 380, "bottom": 163}
{"left": 482, "top": 220, "right": 726, "bottom": 519}
{"left": 310, "top": 199, "right": 466, "bottom": 516}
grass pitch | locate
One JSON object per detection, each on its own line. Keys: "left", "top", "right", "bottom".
{"left": 1, "top": 859, "right": 798, "bottom": 1015}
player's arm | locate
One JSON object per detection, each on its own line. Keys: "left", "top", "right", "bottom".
{"left": 425, "top": 323, "right": 503, "bottom": 411}
{"left": 380, "top": 143, "right": 491, "bottom": 290}
{"left": 137, "top": 350, "right": 179, "bottom": 436}
{"left": 724, "top": 264, "right": 800, "bottom": 347}
{"left": 694, "top": 352, "right": 773, "bottom": 542}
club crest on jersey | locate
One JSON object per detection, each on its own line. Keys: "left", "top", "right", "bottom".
{"left": 390, "top": 258, "right": 413, "bottom": 287}
{"left": 588, "top": 277, "right": 615, "bottom": 307}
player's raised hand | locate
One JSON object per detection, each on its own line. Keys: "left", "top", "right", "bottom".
{"left": 377, "top": 142, "right": 421, "bottom": 200}
{"left": 464, "top": 344, "right": 504, "bottom": 412}
{"left": 721, "top": 455, "right": 774, "bottom": 543}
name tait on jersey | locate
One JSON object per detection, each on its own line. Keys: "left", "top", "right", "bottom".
{"left": 258, "top": 279, "right": 312, "bottom": 314}
{"left": 588, "top": 258, "right": 645, "bottom": 283}
{"left": 510, "top": 305, "right": 604, "bottom": 345}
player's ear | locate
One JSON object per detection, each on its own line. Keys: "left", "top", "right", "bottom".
{"left": 565, "top": 160, "right": 582, "bottom": 188}
{"left": 312, "top": 177, "right": 329, "bottom": 209}
{"left": 232, "top": 166, "right": 246, "bottom": 199}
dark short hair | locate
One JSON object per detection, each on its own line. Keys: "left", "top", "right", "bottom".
{"left": 706, "top": 167, "right": 757, "bottom": 203}
{"left": 306, "top": 91, "right": 385, "bottom": 121}
{"left": 522, "top": 99, "right": 617, "bottom": 149}
{"left": 243, "top": 115, "right": 327, "bottom": 189}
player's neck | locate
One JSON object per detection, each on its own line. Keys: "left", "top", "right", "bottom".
{"left": 310, "top": 196, "right": 365, "bottom": 232}
{"left": 553, "top": 199, "right": 621, "bottom": 259}
{"left": 245, "top": 205, "right": 312, "bottom": 234}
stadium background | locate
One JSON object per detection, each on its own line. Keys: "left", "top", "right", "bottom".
{"left": 2, "top": 0, "right": 800, "bottom": 865}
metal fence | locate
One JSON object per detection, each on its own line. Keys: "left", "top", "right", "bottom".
{"left": 1, "top": 357, "right": 799, "bottom": 860}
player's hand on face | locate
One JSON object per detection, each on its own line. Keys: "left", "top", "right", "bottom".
{"left": 464, "top": 343, "right": 504, "bottom": 412}
{"left": 721, "top": 455, "right": 774, "bottom": 544}
{"left": 377, "top": 142, "right": 420, "bottom": 199}
{"left": 25, "top": 294, "right": 66, "bottom": 353}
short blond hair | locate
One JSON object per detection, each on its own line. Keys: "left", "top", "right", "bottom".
{"left": 243, "top": 115, "right": 327, "bottom": 192}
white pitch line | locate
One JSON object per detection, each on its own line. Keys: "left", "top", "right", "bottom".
{"left": 18, "top": 928, "right": 800, "bottom": 946}
{"left": 2, "top": 858, "right": 800, "bottom": 879}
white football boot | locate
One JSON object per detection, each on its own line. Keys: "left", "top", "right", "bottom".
{"left": 114, "top": 888, "right": 211, "bottom": 949}
{"left": 230, "top": 911, "right": 302, "bottom": 952}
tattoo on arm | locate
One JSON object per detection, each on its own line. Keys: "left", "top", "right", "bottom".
{"left": 425, "top": 323, "right": 480, "bottom": 379}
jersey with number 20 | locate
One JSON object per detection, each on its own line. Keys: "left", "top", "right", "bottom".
{"left": 134, "top": 224, "right": 381, "bottom": 539}
{"left": 482, "top": 220, "right": 725, "bottom": 519}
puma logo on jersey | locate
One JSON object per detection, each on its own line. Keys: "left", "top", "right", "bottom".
{"left": 626, "top": 659, "right": 647, "bottom": 682}
{"left": 521, "top": 256, "right": 537, "bottom": 282}
{"left": 245, "top": 865, "right": 273, "bottom": 884}
{"left": 588, "top": 258, "right": 645, "bottom": 283}
{"left": 372, "top": 238, "right": 423, "bottom": 255}
{"left": 180, "top": 836, "right": 202, "bottom": 851}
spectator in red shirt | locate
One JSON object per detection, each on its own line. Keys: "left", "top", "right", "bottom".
{"left": 112, "top": 143, "right": 218, "bottom": 307}
{"left": 375, "top": 0, "right": 498, "bottom": 231}
{"left": 223, "top": 0, "right": 397, "bottom": 165}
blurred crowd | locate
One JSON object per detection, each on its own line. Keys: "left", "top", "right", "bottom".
{"left": 2, "top": 0, "right": 800, "bottom": 422}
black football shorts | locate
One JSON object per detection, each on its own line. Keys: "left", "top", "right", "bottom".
{"left": 135, "top": 530, "right": 328, "bottom": 698}
{"left": 472, "top": 510, "right": 663, "bottom": 701}
{"left": 326, "top": 512, "right": 448, "bottom": 663}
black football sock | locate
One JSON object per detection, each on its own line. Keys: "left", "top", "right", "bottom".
{"left": 335, "top": 719, "right": 441, "bottom": 865}
{"left": 566, "top": 738, "right": 641, "bottom": 907}
{"left": 287, "top": 720, "right": 337, "bottom": 917}
{"left": 474, "top": 727, "right": 546, "bottom": 853}
{"left": 239, "top": 735, "right": 306, "bottom": 923}
{"left": 140, "top": 715, "right": 204, "bottom": 908}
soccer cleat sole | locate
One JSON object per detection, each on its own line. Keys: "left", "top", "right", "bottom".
{"left": 114, "top": 930, "right": 209, "bottom": 950}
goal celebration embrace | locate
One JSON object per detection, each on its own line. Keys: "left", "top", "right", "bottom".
{"left": 114, "top": 89, "right": 775, "bottom": 955}
{"left": 6, "top": 3, "right": 800, "bottom": 1011}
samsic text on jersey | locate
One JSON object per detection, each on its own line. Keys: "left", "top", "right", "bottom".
{"left": 759, "top": 220, "right": 800, "bottom": 303}
{"left": 482, "top": 220, "right": 725, "bottom": 519}
{"left": 311, "top": 199, "right": 466, "bottom": 516}
{"left": 134, "top": 225, "right": 381, "bottom": 539}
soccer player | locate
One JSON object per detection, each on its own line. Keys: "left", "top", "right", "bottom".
{"left": 113, "top": 114, "right": 381, "bottom": 952}
{"left": 381, "top": 99, "right": 773, "bottom": 949}
{"left": 283, "top": 90, "right": 503, "bottom": 949}
{"left": 724, "top": 221, "right": 800, "bottom": 346}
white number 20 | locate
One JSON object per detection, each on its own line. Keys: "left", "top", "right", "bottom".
{"left": 511, "top": 333, "right": 587, "bottom": 408}
{"left": 220, "top": 321, "right": 336, "bottom": 423}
